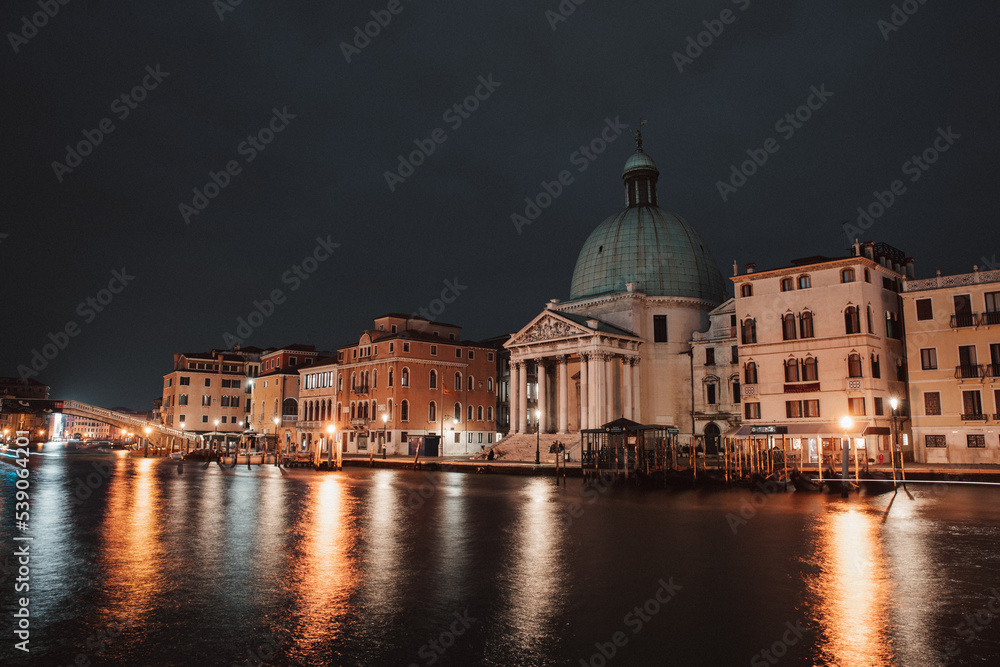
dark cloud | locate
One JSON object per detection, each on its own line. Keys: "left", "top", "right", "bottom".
{"left": 1, "top": 0, "right": 997, "bottom": 407}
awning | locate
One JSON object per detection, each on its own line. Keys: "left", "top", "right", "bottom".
{"left": 733, "top": 421, "right": 869, "bottom": 437}
{"left": 863, "top": 426, "right": 891, "bottom": 435}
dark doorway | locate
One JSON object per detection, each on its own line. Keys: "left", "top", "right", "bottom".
{"left": 704, "top": 422, "right": 721, "bottom": 455}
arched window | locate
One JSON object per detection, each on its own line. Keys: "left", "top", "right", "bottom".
{"left": 477, "top": 405, "right": 483, "bottom": 420}
{"left": 848, "top": 353, "right": 863, "bottom": 378}
{"left": 866, "top": 306, "right": 873, "bottom": 333}
{"left": 336, "top": 402, "right": 342, "bottom": 421}
{"left": 428, "top": 401, "right": 437, "bottom": 422}
{"left": 740, "top": 283, "right": 753, "bottom": 297}
{"left": 454, "top": 402, "right": 461, "bottom": 422}
{"left": 273, "top": 398, "right": 279, "bottom": 416}
{"left": 841, "top": 268, "right": 855, "bottom": 283}
{"left": 487, "top": 406, "right": 493, "bottom": 421}
{"left": 385, "top": 399, "right": 391, "bottom": 421}
{"left": 429, "top": 370, "right": 437, "bottom": 389}
{"left": 371, "top": 400, "right": 377, "bottom": 419}
{"left": 487, "top": 377, "right": 494, "bottom": 392}
{"left": 351, "top": 402, "right": 356, "bottom": 419}
{"left": 799, "top": 311, "right": 814, "bottom": 338}
{"left": 742, "top": 319, "right": 757, "bottom": 344}
{"left": 784, "top": 358, "right": 800, "bottom": 382}
{"left": 455, "top": 372, "right": 462, "bottom": 391}
{"left": 782, "top": 313, "right": 797, "bottom": 341}
{"left": 798, "top": 275, "right": 811, "bottom": 289}
{"left": 337, "top": 373, "right": 343, "bottom": 391}
{"left": 780, "top": 277, "right": 794, "bottom": 292}
{"left": 372, "top": 369, "right": 377, "bottom": 389}
{"left": 400, "top": 400, "right": 409, "bottom": 421}
{"left": 401, "top": 368, "right": 409, "bottom": 387}
{"left": 388, "top": 368, "right": 394, "bottom": 387}
{"left": 468, "top": 404, "right": 474, "bottom": 421}
{"left": 802, "top": 357, "right": 818, "bottom": 381}
{"left": 351, "top": 372, "right": 356, "bottom": 390}
{"left": 744, "top": 361, "right": 758, "bottom": 384}
{"left": 468, "top": 375, "right": 475, "bottom": 391}
{"left": 845, "top": 306, "right": 861, "bottom": 334}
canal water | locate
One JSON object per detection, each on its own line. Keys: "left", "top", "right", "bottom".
{"left": 2, "top": 448, "right": 999, "bottom": 666}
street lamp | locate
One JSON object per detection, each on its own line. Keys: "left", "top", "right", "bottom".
{"left": 326, "top": 423, "right": 336, "bottom": 469}
{"left": 382, "top": 412, "right": 388, "bottom": 459}
{"left": 889, "top": 397, "right": 900, "bottom": 485}
{"left": 839, "top": 415, "right": 853, "bottom": 498}
{"left": 214, "top": 419, "right": 220, "bottom": 457}
{"left": 535, "top": 409, "right": 541, "bottom": 464}
{"left": 144, "top": 426, "right": 151, "bottom": 457}
{"left": 273, "top": 416, "right": 280, "bottom": 464}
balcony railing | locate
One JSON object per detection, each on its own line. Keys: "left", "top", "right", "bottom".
{"left": 987, "top": 363, "right": 1000, "bottom": 378}
{"left": 950, "top": 313, "right": 979, "bottom": 328}
{"left": 352, "top": 384, "right": 370, "bottom": 395}
{"left": 994, "top": 414, "right": 1000, "bottom": 420}
{"left": 981, "top": 311, "right": 1000, "bottom": 326}
{"left": 961, "top": 413, "right": 988, "bottom": 421}
{"left": 282, "top": 414, "right": 297, "bottom": 423}
{"left": 955, "top": 365, "right": 984, "bottom": 379}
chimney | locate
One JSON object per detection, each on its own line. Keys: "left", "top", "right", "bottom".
{"left": 745, "top": 262, "right": 756, "bottom": 274}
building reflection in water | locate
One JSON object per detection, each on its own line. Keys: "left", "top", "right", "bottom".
{"left": 497, "top": 477, "right": 564, "bottom": 657}
{"left": 286, "top": 476, "right": 359, "bottom": 658}
{"left": 99, "top": 456, "right": 164, "bottom": 628}
{"left": 809, "top": 505, "right": 893, "bottom": 667}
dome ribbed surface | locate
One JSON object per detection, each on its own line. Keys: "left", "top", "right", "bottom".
{"left": 569, "top": 206, "right": 727, "bottom": 302}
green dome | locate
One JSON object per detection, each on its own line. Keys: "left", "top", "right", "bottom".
{"left": 569, "top": 151, "right": 727, "bottom": 303}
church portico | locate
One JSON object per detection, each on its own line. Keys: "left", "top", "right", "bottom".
{"left": 507, "top": 310, "right": 642, "bottom": 435}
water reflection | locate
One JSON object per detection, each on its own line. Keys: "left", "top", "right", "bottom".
{"left": 287, "top": 476, "right": 359, "bottom": 658}
{"left": 499, "top": 477, "right": 564, "bottom": 657}
{"left": 359, "top": 470, "right": 403, "bottom": 620}
{"left": 809, "top": 504, "right": 892, "bottom": 666}
{"left": 98, "top": 457, "right": 164, "bottom": 625}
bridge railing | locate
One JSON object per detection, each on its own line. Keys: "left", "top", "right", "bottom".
{"left": 61, "top": 401, "right": 197, "bottom": 441}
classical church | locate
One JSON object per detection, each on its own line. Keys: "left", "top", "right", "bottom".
{"left": 504, "top": 133, "right": 727, "bottom": 451}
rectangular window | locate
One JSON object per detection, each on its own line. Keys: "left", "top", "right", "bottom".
{"left": 468, "top": 432, "right": 473, "bottom": 444}
{"left": 924, "top": 392, "right": 941, "bottom": 415}
{"left": 874, "top": 397, "right": 884, "bottom": 415}
{"left": 221, "top": 416, "right": 227, "bottom": 424}
{"left": 744, "top": 402, "right": 761, "bottom": 419}
{"left": 488, "top": 352, "right": 494, "bottom": 361}
{"left": 916, "top": 298, "right": 933, "bottom": 321}
{"left": 871, "top": 355, "right": 881, "bottom": 378}
{"left": 920, "top": 348, "right": 937, "bottom": 370}
{"left": 389, "top": 343, "right": 394, "bottom": 353}
{"left": 705, "top": 348, "right": 715, "bottom": 365}
{"left": 804, "top": 400, "right": 820, "bottom": 418}
{"left": 849, "top": 397, "right": 866, "bottom": 416}
{"left": 707, "top": 384, "right": 717, "bottom": 405}
{"left": 963, "top": 390, "right": 983, "bottom": 417}
{"left": 925, "top": 434, "right": 946, "bottom": 448}
{"left": 653, "top": 315, "right": 668, "bottom": 342}
{"left": 430, "top": 345, "right": 437, "bottom": 356}
{"left": 732, "top": 381, "right": 741, "bottom": 404}
{"left": 786, "top": 400, "right": 803, "bottom": 418}
{"left": 968, "top": 434, "right": 986, "bottom": 448}
{"left": 731, "top": 346, "right": 738, "bottom": 363}
{"left": 468, "top": 351, "right": 475, "bottom": 359}
{"left": 456, "top": 348, "right": 462, "bottom": 358}
{"left": 403, "top": 342, "right": 410, "bottom": 353}
{"left": 202, "top": 415, "right": 208, "bottom": 423}
{"left": 996, "top": 389, "right": 1000, "bottom": 416}
{"left": 180, "top": 377, "right": 190, "bottom": 386}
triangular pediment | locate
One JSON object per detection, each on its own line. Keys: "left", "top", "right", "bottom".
{"left": 506, "top": 311, "right": 596, "bottom": 348}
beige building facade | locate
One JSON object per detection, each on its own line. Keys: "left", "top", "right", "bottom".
{"left": 732, "top": 241, "right": 912, "bottom": 464}
{"left": 902, "top": 267, "right": 1000, "bottom": 463}
{"left": 690, "top": 298, "right": 741, "bottom": 453}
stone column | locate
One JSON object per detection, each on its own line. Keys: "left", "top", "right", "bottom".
{"left": 558, "top": 355, "right": 569, "bottom": 434}
{"left": 518, "top": 360, "right": 529, "bottom": 434}
{"left": 603, "top": 354, "right": 614, "bottom": 423}
{"left": 623, "top": 356, "right": 633, "bottom": 421}
{"left": 510, "top": 361, "right": 520, "bottom": 434}
{"left": 631, "top": 357, "right": 640, "bottom": 423}
{"left": 537, "top": 359, "right": 548, "bottom": 434}
{"left": 579, "top": 353, "right": 589, "bottom": 432}
{"left": 588, "top": 353, "right": 601, "bottom": 429}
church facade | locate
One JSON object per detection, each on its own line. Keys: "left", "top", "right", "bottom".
{"left": 505, "top": 139, "right": 727, "bottom": 445}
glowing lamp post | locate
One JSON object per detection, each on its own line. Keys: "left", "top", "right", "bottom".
{"left": 839, "top": 415, "right": 853, "bottom": 498}
{"left": 382, "top": 413, "right": 388, "bottom": 459}
{"left": 326, "top": 423, "right": 336, "bottom": 469}
{"left": 179, "top": 422, "right": 186, "bottom": 456}
{"left": 144, "top": 426, "right": 151, "bottom": 457}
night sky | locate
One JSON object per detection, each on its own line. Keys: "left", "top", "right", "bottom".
{"left": 3, "top": 1, "right": 998, "bottom": 409}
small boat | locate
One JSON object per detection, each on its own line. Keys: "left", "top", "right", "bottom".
{"left": 790, "top": 470, "right": 821, "bottom": 492}
{"left": 169, "top": 452, "right": 184, "bottom": 460}
{"left": 860, "top": 470, "right": 897, "bottom": 495}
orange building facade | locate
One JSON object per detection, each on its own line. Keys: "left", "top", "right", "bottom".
{"left": 297, "top": 314, "right": 499, "bottom": 458}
